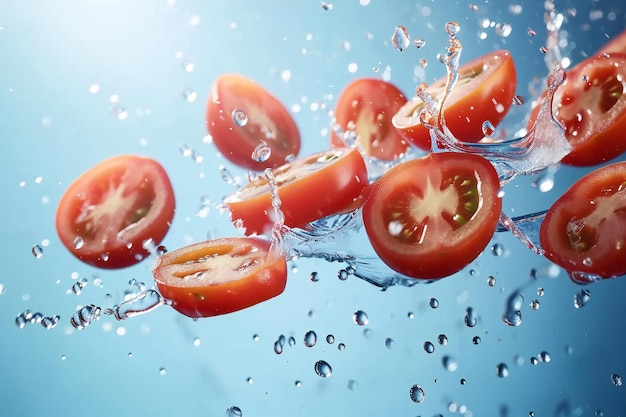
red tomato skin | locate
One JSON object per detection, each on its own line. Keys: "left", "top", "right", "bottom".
{"left": 206, "top": 74, "right": 301, "bottom": 171}
{"left": 331, "top": 78, "right": 410, "bottom": 160}
{"left": 225, "top": 148, "right": 368, "bottom": 236}
{"left": 362, "top": 152, "right": 502, "bottom": 279}
{"left": 55, "top": 155, "right": 175, "bottom": 269}
{"left": 393, "top": 50, "right": 517, "bottom": 150}
{"left": 152, "top": 238, "right": 287, "bottom": 318}
{"left": 540, "top": 162, "right": 626, "bottom": 280}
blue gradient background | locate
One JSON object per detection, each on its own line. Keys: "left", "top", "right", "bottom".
{"left": 1, "top": 1, "right": 626, "bottom": 416}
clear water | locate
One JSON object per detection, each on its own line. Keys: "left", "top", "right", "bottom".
{"left": 2, "top": 1, "right": 626, "bottom": 416}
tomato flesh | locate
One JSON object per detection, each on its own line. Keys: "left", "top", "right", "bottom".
{"left": 331, "top": 78, "right": 410, "bottom": 160}
{"left": 540, "top": 161, "right": 626, "bottom": 280}
{"left": 206, "top": 74, "right": 301, "bottom": 171}
{"left": 224, "top": 147, "right": 368, "bottom": 235}
{"left": 362, "top": 152, "right": 502, "bottom": 279}
{"left": 55, "top": 155, "right": 175, "bottom": 269}
{"left": 152, "top": 238, "right": 287, "bottom": 318}
{"left": 393, "top": 50, "right": 517, "bottom": 150}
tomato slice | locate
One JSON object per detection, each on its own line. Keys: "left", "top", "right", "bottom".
{"left": 224, "top": 147, "right": 368, "bottom": 235}
{"left": 206, "top": 74, "right": 301, "bottom": 171}
{"left": 331, "top": 78, "right": 410, "bottom": 160}
{"left": 540, "top": 162, "right": 626, "bottom": 280}
{"left": 393, "top": 50, "right": 517, "bottom": 150}
{"left": 152, "top": 237, "right": 287, "bottom": 318}
{"left": 549, "top": 53, "right": 626, "bottom": 166}
{"left": 55, "top": 155, "right": 175, "bottom": 269}
{"left": 362, "top": 152, "right": 502, "bottom": 279}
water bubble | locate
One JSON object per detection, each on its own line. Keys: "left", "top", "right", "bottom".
{"left": 611, "top": 373, "right": 623, "bottom": 387}
{"left": 491, "top": 243, "right": 505, "bottom": 256}
{"left": 530, "top": 299, "right": 540, "bottom": 310}
{"left": 494, "top": 22, "right": 512, "bottom": 37}
{"left": 472, "top": 336, "right": 481, "bottom": 345}
{"left": 251, "top": 141, "right": 271, "bottom": 163}
{"left": 286, "top": 336, "right": 295, "bottom": 347}
{"left": 385, "top": 338, "right": 396, "bottom": 349}
{"left": 407, "top": 312, "right": 414, "bottom": 319}
{"left": 438, "top": 334, "right": 448, "bottom": 346}
{"left": 460, "top": 378, "right": 467, "bottom": 385}
{"left": 273, "top": 340, "right": 284, "bottom": 355}
{"left": 391, "top": 25, "right": 410, "bottom": 52}
{"left": 347, "top": 379, "right": 358, "bottom": 390}
{"left": 409, "top": 384, "right": 425, "bottom": 403}
{"left": 464, "top": 307, "right": 477, "bottom": 328}
{"left": 442, "top": 355, "right": 458, "bottom": 372}
{"left": 232, "top": 109, "right": 248, "bottom": 127}
{"left": 304, "top": 330, "right": 317, "bottom": 347}
{"left": 574, "top": 289, "right": 591, "bottom": 309}
{"left": 294, "top": 380, "right": 302, "bottom": 388}
{"left": 482, "top": 120, "right": 496, "bottom": 137}
{"left": 487, "top": 276, "right": 496, "bottom": 287}
{"left": 424, "top": 341, "right": 435, "bottom": 353}
{"left": 414, "top": 38, "right": 426, "bottom": 49}
{"left": 32, "top": 244, "right": 43, "bottom": 259}
{"left": 502, "top": 291, "right": 524, "bottom": 327}
{"left": 73, "top": 237, "right": 84, "bottom": 250}
{"left": 314, "top": 360, "right": 332, "bottom": 377}
{"left": 530, "top": 357, "right": 539, "bottom": 365}
{"left": 252, "top": 334, "right": 260, "bottom": 342}
{"left": 225, "top": 406, "right": 242, "bottom": 417}
{"left": 326, "top": 334, "right": 335, "bottom": 344}
{"left": 353, "top": 310, "right": 368, "bottom": 326}
{"left": 496, "top": 363, "right": 509, "bottom": 378}
{"left": 337, "top": 343, "right": 346, "bottom": 351}
{"left": 41, "top": 315, "right": 60, "bottom": 330}
{"left": 537, "top": 287, "right": 545, "bottom": 296}
{"left": 445, "top": 21, "right": 461, "bottom": 37}
{"left": 429, "top": 298, "right": 439, "bottom": 309}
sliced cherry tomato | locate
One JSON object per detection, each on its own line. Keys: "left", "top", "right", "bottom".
{"left": 540, "top": 161, "right": 626, "bottom": 281}
{"left": 55, "top": 155, "right": 175, "bottom": 269}
{"left": 547, "top": 53, "right": 626, "bottom": 166}
{"left": 393, "top": 50, "right": 517, "bottom": 150}
{"left": 206, "top": 74, "right": 301, "bottom": 171}
{"left": 331, "top": 78, "right": 410, "bottom": 160}
{"left": 362, "top": 152, "right": 502, "bottom": 279}
{"left": 224, "top": 147, "right": 368, "bottom": 235}
{"left": 152, "top": 237, "right": 287, "bottom": 318}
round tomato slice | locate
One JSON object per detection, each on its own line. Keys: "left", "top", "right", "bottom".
{"left": 55, "top": 155, "right": 175, "bottom": 269}
{"left": 362, "top": 152, "right": 502, "bottom": 279}
{"left": 540, "top": 162, "right": 626, "bottom": 280}
{"left": 550, "top": 53, "right": 626, "bottom": 166}
{"left": 393, "top": 50, "right": 517, "bottom": 150}
{"left": 331, "top": 78, "right": 410, "bottom": 160}
{"left": 224, "top": 147, "right": 368, "bottom": 236}
{"left": 152, "top": 237, "right": 287, "bottom": 318}
{"left": 206, "top": 73, "right": 301, "bottom": 171}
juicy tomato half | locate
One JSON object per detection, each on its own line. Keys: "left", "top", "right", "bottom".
{"left": 152, "top": 237, "right": 287, "bottom": 318}
{"left": 393, "top": 50, "right": 517, "bottom": 150}
{"left": 549, "top": 53, "right": 626, "bottom": 166}
{"left": 331, "top": 78, "right": 410, "bottom": 160}
{"left": 206, "top": 74, "right": 301, "bottom": 171}
{"left": 362, "top": 152, "right": 502, "bottom": 279}
{"left": 55, "top": 155, "right": 175, "bottom": 269}
{"left": 224, "top": 147, "right": 368, "bottom": 235}
{"left": 540, "top": 161, "right": 626, "bottom": 281}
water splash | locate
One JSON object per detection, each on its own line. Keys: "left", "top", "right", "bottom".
{"left": 104, "top": 288, "right": 167, "bottom": 321}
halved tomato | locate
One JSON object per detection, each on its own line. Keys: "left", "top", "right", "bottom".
{"left": 55, "top": 155, "right": 175, "bottom": 269}
{"left": 206, "top": 74, "right": 301, "bottom": 171}
{"left": 540, "top": 161, "right": 626, "bottom": 281}
{"left": 152, "top": 237, "right": 287, "bottom": 318}
{"left": 362, "top": 152, "right": 502, "bottom": 279}
{"left": 549, "top": 53, "right": 626, "bottom": 166}
{"left": 393, "top": 50, "right": 517, "bottom": 150}
{"left": 224, "top": 147, "right": 368, "bottom": 235}
{"left": 331, "top": 78, "right": 410, "bottom": 160}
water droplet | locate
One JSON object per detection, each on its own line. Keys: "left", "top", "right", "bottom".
{"left": 464, "top": 307, "right": 477, "bottom": 328}
{"left": 419, "top": 58, "right": 428, "bottom": 68}
{"left": 294, "top": 380, "right": 302, "bottom": 388}
{"left": 225, "top": 406, "right": 243, "bottom": 417}
{"left": 424, "top": 341, "right": 435, "bottom": 353}
{"left": 491, "top": 243, "right": 504, "bottom": 256}
{"left": 409, "top": 384, "right": 425, "bottom": 403}
{"left": 353, "top": 310, "right": 368, "bottom": 326}
{"left": 437, "top": 334, "right": 448, "bottom": 346}
{"left": 391, "top": 25, "right": 410, "bottom": 52}
{"left": 159, "top": 367, "right": 167, "bottom": 376}
{"left": 71, "top": 277, "right": 88, "bottom": 295}
{"left": 472, "top": 336, "right": 481, "bottom": 345}
{"left": 530, "top": 299, "right": 540, "bottom": 310}
{"left": 251, "top": 141, "right": 271, "bottom": 163}
{"left": 287, "top": 336, "right": 296, "bottom": 347}
{"left": 530, "top": 356, "right": 539, "bottom": 365}
{"left": 442, "top": 355, "right": 458, "bottom": 372}
{"left": 429, "top": 298, "right": 439, "bottom": 309}
{"left": 487, "top": 276, "right": 496, "bottom": 287}
{"left": 482, "top": 120, "right": 496, "bottom": 136}
{"left": 181, "top": 87, "right": 197, "bottom": 102}
{"left": 41, "top": 315, "right": 60, "bottom": 329}
{"left": 496, "top": 363, "right": 509, "bottom": 378}
{"left": 460, "top": 378, "right": 467, "bottom": 385}
{"left": 246, "top": 377, "right": 253, "bottom": 384}
{"left": 347, "top": 379, "right": 358, "bottom": 390}
{"left": 232, "top": 109, "right": 248, "bottom": 126}
{"left": 326, "top": 334, "right": 335, "bottom": 344}
{"left": 193, "top": 337, "right": 201, "bottom": 347}
{"left": 338, "top": 269, "right": 349, "bottom": 280}
{"left": 337, "top": 343, "right": 346, "bottom": 351}
{"left": 407, "top": 312, "right": 415, "bottom": 319}
{"left": 513, "top": 95, "right": 525, "bottom": 105}
{"left": 574, "top": 289, "right": 591, "bottom": 309}
{"left": 314, "top": 360, "right": 332, "bottom": 377}
{"left": 414, "top": 38, "right": 426, "bottom": 49}
{"left": 273, "top": 340, "right": 283, "bottom": 355}
{"left": 310, "top": 271, "right": 319, "bottom": 282}
{"left": 445, "top": 21, "right": 461, "bottom": 37}
{"left": 385, "top": 338, "right": 396, "bottom": 349}
{"left": 611, "top": 373, "right": 622, "bottom": 387}
{"left": 252, "top": 334, "right": 260, "bottom": 342}
{"left": 32, "top": 244, "right": 43, "bottom": 259}
{"left": 539, "top": 351, "right": 551, "bottom": 363}
{"left": 537, "top": 287, "right": 545, "bottom": 296}
{"left": 502, "top": 291, "right": 524, "bottom": 327}
{"left": 494, "top": 22, "right": 512, "bottom": 37}
{"left": 540, "top": 46, "right": 549, "bottom": 54}
{"left": 321, "top": 1, "right": 332, "bottom": 10}
{"left": 73, "top": 236, "right": 84, "bottom": 250}
{"left": 304, "top": 330, "right": 317, "bottom": 347}
{"left": 70, "top": 304, "right": 102, "bottom": 330}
